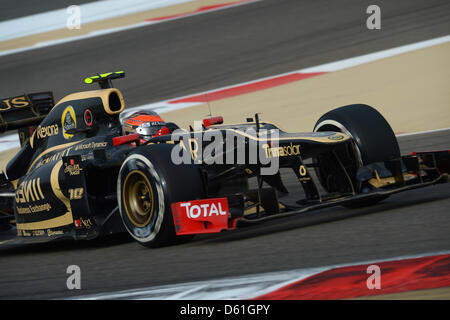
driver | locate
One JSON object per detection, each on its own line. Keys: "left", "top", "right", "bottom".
{"left": 122, "top": 110, "right": 171, "bottom": 140}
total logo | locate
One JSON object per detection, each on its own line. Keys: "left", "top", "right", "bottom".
{"left": 179, "top": 200, "right": 227, "bottom": 219}
{"left": 171, "top": 198, "right": 230, "bottom": 235}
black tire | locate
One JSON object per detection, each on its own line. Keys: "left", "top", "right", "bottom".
{"left": 314, "top": 104, "right": 400, "bottom": 207}
{"left": 0, "top": 219, "right": 12, "bottom": 231}
{"left": 117, "top": 143, "right": 205, "bottom": 247}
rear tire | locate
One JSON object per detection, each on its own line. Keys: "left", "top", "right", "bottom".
{"left": 314, "top": 104, "right": 400, "bottom": 207}
{"left": 117, "top": 144, "right": 204, "bottom": 247}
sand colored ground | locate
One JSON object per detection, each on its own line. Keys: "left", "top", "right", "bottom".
{"left": 352, "top": 287, "right": 450, "bottom": 300}
{"left": 164, "top": 42, "right": 450, "bottom": 134}
{"left": 0, "top": 147, "right": 18, "bottom": 171}
{"left": 0, "top": 0, "right": 244, "bottom": 52}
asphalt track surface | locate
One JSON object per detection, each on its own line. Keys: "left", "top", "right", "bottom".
{"left": 0, "top": 0, "right": 449, "bottom": 299}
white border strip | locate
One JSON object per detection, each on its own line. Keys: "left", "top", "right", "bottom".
{"left": 68, "top": 250, "right": 450, "bottom": 300}
{"left": 0, "top": 0, "right": 193, "bottom": 42}
{"left": 0, "top": 0, "right": 262, "bottom": 57}
{"left": 396, "top": 127, "right": 450, "bottom": 137}
{"left": 300, "top": 35, "right": 450, "bottom": 72}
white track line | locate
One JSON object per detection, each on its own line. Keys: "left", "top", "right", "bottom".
{"left": 0, "top": 0, "right": 193, "bottom": 42}
{"left": 300, "top": 35, "right": 450, "bottom": 72}
{"left": 396, "top": 127, "right": 450, "bottom": 137}
{"left": 68, "top": 250, "right": 450, "bottom": 300}
{"left": 0, "top": 0, "right": 262, "bottom": 57}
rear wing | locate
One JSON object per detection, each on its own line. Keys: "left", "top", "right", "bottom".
{"left": 0, "top": 92, "right": 54, "bottom": 147}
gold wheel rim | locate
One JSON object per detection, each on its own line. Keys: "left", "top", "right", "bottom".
{"left": 122, "top": 170, "right": 154, "bottom": 227}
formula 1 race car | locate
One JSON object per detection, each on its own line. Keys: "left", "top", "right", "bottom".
{"left": 0, "top": 71, "right": 448, "bottom": 247}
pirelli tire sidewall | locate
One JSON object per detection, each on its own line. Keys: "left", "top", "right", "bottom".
{"left": 117, "top": 144, "right": 204, "bottom": 247}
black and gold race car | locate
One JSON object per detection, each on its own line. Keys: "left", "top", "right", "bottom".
{"left": 0, "top": 72, "right": 448, "bottom": 247}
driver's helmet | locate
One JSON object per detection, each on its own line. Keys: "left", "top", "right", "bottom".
{"left": 122, "top": 110, "right": 168, "bottom": 140}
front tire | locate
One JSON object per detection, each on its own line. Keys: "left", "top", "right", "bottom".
{"left": 314, "top": 104, "right": 400, "bottom": 207}
{"left": 117, "top": 144, "right": 204, "bottom": 247}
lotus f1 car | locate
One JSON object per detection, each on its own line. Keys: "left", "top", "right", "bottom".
{"left": 0, "top": 71, "right": 448, "bottom": 247}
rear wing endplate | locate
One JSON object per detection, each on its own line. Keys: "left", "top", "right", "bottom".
{"left": 0, "top": 92, "right": 54, "bottom": 146}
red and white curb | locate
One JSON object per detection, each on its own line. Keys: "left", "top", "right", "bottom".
{"left": 69, "top": 251, "right": 450, "bottom": 299}
{"left": 0, "top": 134, "right": 24, "bottom": 152}
{"left": 0, "top": 0, "right": 193, "bottom": 42}
{"left": 0, "top": 0, "right": 261, "bottom": 57}
{"left": 254, "top": 253, "right": 450, "bottom": 300}
{"left": 145, "top": 0, "right": 260, "bottom": 23}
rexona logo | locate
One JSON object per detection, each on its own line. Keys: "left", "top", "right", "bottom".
{"left": 171, "top": 198, "right": 230, "bottom": 235}
{"left": 36, "top": 124, "right": 59, "bottom": 139}
{"left": 62, "top": 105, "right": 76, "bottom": 139}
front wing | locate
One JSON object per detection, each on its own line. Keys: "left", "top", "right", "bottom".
{"left": 171, "top": 150, "right": 450, "bottom": 235}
